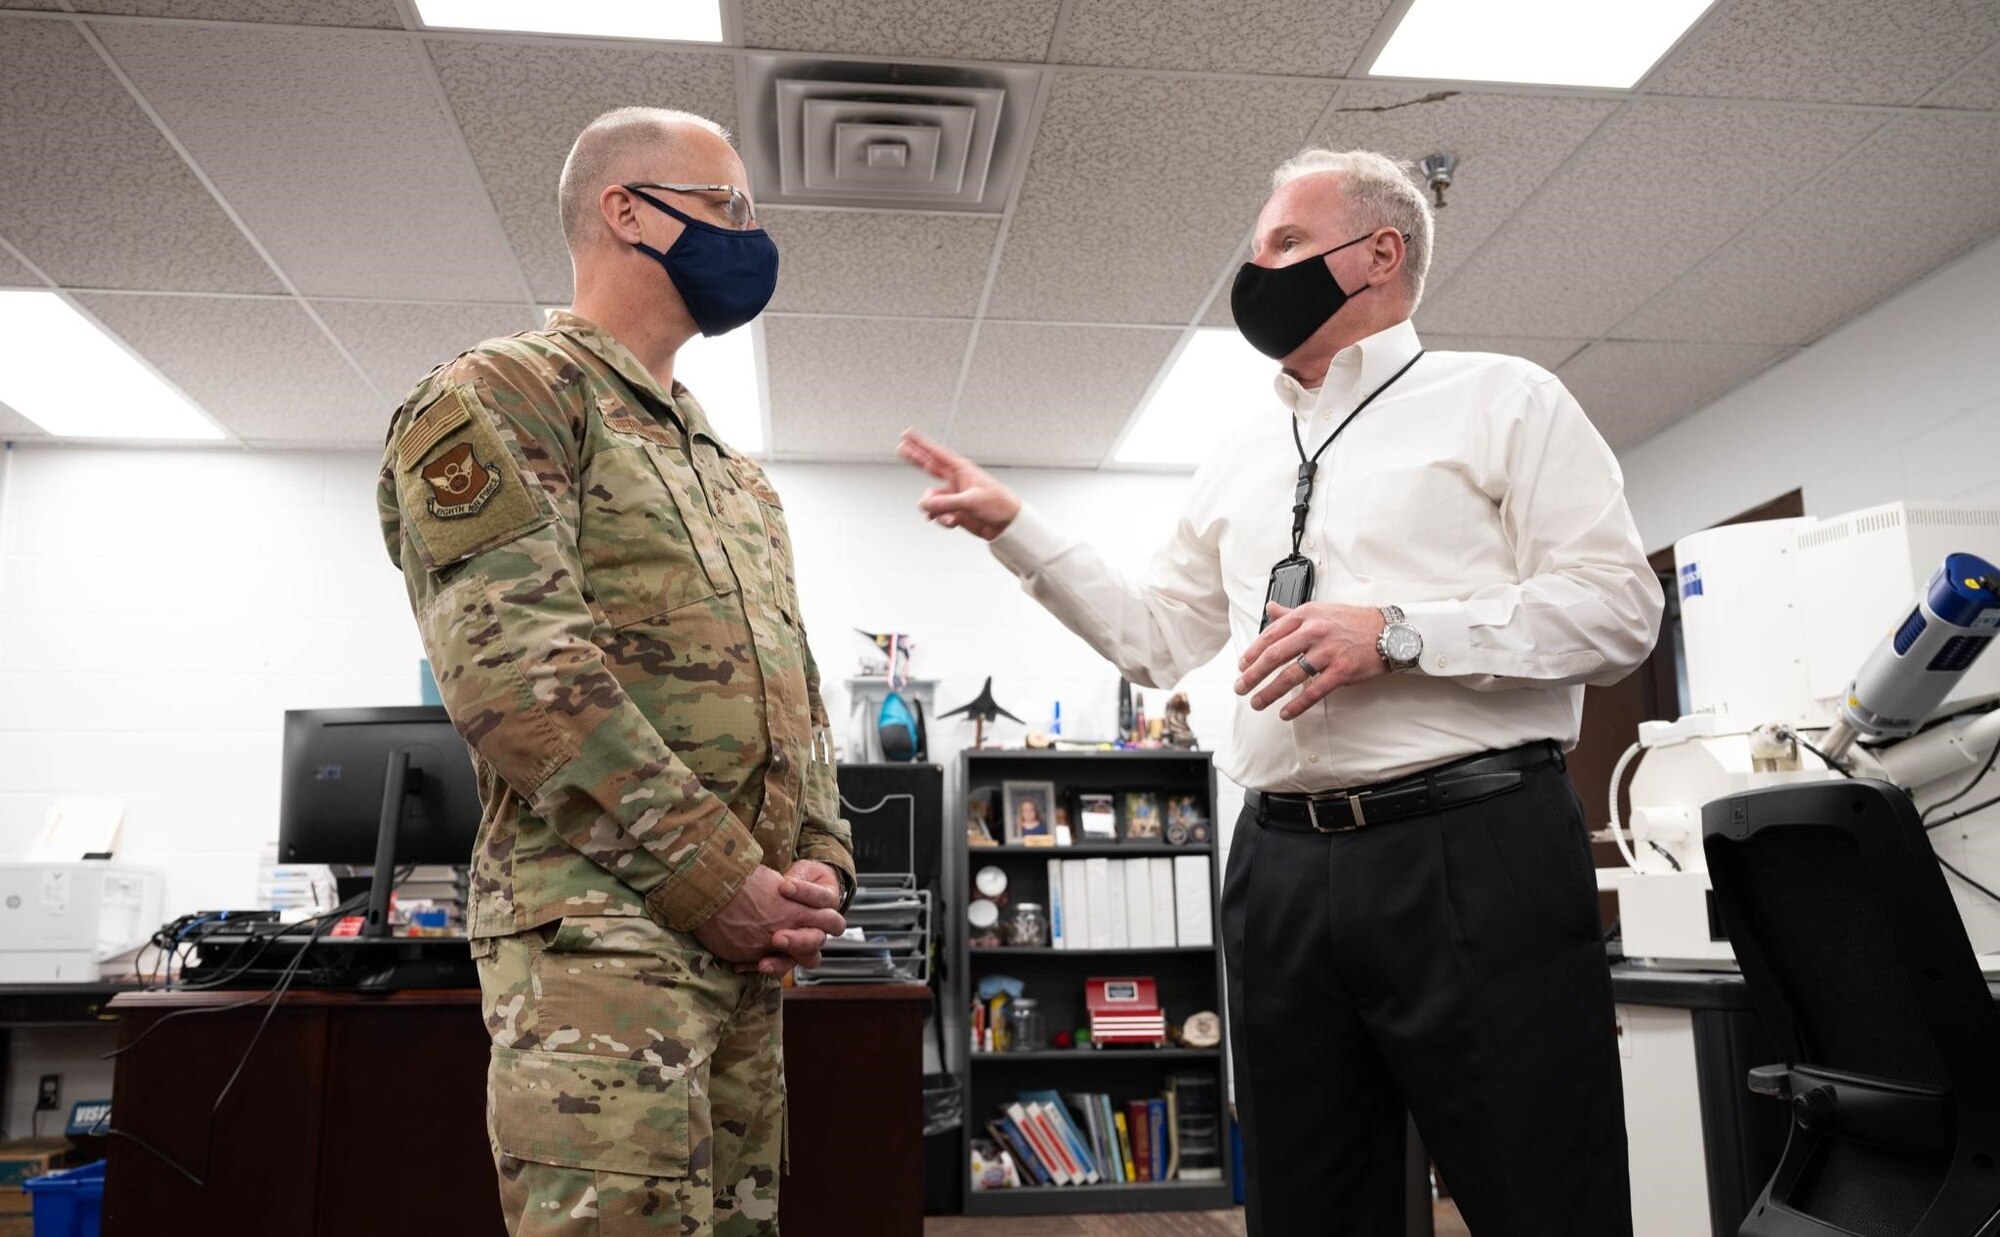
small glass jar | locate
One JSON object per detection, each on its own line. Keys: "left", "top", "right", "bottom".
{"left": 1006, "top": 998, "right": 1048, "bottom": 1052}
{"left": 1005, "top": 902, "right": 1050, "bottom": 948}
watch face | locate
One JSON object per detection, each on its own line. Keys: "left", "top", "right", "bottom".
{"left": 1384, "top": 625, "right": 1422, "bottom": 663}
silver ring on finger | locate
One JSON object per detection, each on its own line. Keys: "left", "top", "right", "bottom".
{"left": 1295, "top": 653, "right": 1320, "bottom": 679}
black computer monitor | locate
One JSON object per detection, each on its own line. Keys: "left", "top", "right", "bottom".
{"left": 278, "top": 706, "right": 482, "bottom": 936}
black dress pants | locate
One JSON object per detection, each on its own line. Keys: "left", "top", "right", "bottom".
{"left": 1220, "top": 762, "right": 1632, "bottom": 1237}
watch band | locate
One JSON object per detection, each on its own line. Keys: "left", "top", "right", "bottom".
{"left": 1377, "top": 605, "right": 1421, "bottom": 672}
{"left": 832, "top": 863, "right": 857, "bottom": 915}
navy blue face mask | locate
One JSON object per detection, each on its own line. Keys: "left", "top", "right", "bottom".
{"left": 624, "top": 186, "right": 779, "bottom": 337}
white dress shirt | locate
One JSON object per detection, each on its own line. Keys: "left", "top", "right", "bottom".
{"left": 990, "top": 318, "right": 1665, "bottom": 792}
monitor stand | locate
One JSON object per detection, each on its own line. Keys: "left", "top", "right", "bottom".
{"left": 364, "top": 748, "right": 417, "bottom": 939}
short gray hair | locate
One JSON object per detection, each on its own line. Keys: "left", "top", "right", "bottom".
{"left": 558, "top": 107, "right": 733, "bottom": 247}
{"left": 1271, "top": 149, "right": 1434, "bottom": 306}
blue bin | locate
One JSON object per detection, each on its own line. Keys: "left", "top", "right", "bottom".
{"left": 23, "top": 1159, "right": 104, "bottom": 1237}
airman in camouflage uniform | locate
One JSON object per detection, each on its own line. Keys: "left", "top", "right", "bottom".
{"left": 378, "top": 108, "right": 853, "bottom": 1236}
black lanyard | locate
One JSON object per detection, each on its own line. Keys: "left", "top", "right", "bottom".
{"left": 1286, "top": 350, "right": 1425, "bottom": 557}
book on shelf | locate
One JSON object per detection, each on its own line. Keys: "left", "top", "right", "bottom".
{"left": 979, "top": 1088, "right": 1205, "bottom": 1188}
{"left": 1062, "top": 861, "right": 1091, "bottom": 953}
{"left": 1173, "top": 853, "right": 1213, "bottom": 947}
{"left": 1123, "top": 859, "right": 1153, "bottom": 947}
{"left": 1113, "top": 1109, "right": 1137, "bottom": 1182}
{"left": 1048, "top": 856, "right": 1185, "bottom": 951}
{"left": 1047, "top": 857, "right": 1066, "bottom": 950}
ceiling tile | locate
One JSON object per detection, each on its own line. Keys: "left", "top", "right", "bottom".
{"left": 96, "top": 23, "right": 527, "bottom": 302}
{"left": 1643, "top": 0, "right": 1999, "bottom": 106}
{"left": 988, "top": 72, "right": 1334, "bottom": 324}
{"left": 70, "top": 0, "right": 402, "bottom": 26}
{"left": 1419, "top": 333, "right": 1588, "bottom": 372}
{"left": 741, "top": 0, "right": 1062, "bottom": 62}
{"left": 762, "top": 208, "right": 999, "bottom": 317}
{"left": 429, "top": 38, "right": 739, "bottom": 304}
{"left": 0, "top": 400, "right": 47, "bottom": 440}
{"left": 764, "top": 317, "right": 970, "bottom": 459}
{"left": 1059, "top": 0, "right": 1395, "bottom": 75}
{"left": 1617, "top": 113, "right": 2000, "bottom": 346}
{"left": 1418, "top": 100, "right": 1881, "bottom": 338}
{"left": 0, "top": 247, "right": 41, "bottom": 287}
{"left": 312, "top": 300, "right": 536, "bottom": 405}
{"left": 953, "top": 324, "right": 1180, "bottom": 465}
{"left": 1923, "top": 41, "right": 2000, "bottom": 110}
{"left": 1315, "top": 87, "right": 1619, "bottom": 293}
{"left": 1200, "top": 87, "right": 1619, "bottom": 329}
{"left": 1557, "top": 340, "right": 1793, "bottom": 449}
{"left": 75, "top": 294, "right": 382, "bottom": 445}
{"left": 0, "top": 20, "right": 281, "bottom": 294}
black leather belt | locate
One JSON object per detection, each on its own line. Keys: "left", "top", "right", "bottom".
{"left": 1247, "top": 741, "right": 1563, "bottom": 834}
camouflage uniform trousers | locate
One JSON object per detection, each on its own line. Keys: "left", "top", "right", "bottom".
{"left": 474, "top": 914, "right": 786, "bottom": 1236}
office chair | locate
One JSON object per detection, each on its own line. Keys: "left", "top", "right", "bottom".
{"left": 1703, "top": 779, "right": 2000, "bottom": 1237}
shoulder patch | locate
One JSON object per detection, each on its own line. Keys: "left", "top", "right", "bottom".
{"left": 392, "top": 384, "right": 551, "bottom": 571}
{"left": 398, "top": 386, "right": 475, "bottom": 471}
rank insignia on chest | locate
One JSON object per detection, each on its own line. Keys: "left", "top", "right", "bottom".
{"left": 421, "top": 442, "right": 502, "bottom": 519}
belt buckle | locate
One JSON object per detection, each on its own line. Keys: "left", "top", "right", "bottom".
{"left": 1307, "top": 793, "right": 1367, "bottom": 833}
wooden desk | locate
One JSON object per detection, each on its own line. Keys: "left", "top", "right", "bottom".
{"left": 103, "top": 982, "right": 930, "bottom": 1236}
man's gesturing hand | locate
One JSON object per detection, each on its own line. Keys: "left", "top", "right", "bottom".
{"left": 897, "top": 428, "right": 1021, "bottom": 541}
{"left": 694, "top": 864, "right": 846, "bottom": 971}
{"left": 1234, "top": 602, "right": 1389, "bottom": 720}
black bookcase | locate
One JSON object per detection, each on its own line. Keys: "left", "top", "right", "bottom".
{"left": 953, "top": 749, "right": 1233, "bottom": 1216}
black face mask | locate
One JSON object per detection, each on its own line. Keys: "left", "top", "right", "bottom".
{"left": 1229, "top": 230, "right": 1381, "bottom": 361}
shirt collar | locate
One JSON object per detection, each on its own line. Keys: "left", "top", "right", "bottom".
{"left": 544, "top": 309, "right": 731, "bottom": 455}
{"left": 1272, "top": 317, "right": 1424, "bottom": 417}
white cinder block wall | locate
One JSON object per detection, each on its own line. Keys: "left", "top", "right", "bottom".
{"left": 0, "top": 449, "right": 1237, "bottom": 915}
{"left": 1621, "top": 236, "right": 2000, "bottom": 551}
{"left": 0, "top": 443, "right": 1242, "bottom": 1132}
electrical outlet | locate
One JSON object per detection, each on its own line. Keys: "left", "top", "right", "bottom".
{"left": 35, "top": 1074, "right": 59, "bottom": 1112}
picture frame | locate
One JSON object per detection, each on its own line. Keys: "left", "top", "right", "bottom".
{"left": 966, "top": 786, "right": 1000, "bottom": 848}
{"left": 1002, "top": 780, "right": 1058, "bottom": 847}
{"left": 1164, "top": 792, "right": 1207, "bottom": 845}
{"left": 1078, "top": 792, "right": 1118, "bottom": 841}
{"left": 1121, "top": 790, "right": 1163, "bottom": 842}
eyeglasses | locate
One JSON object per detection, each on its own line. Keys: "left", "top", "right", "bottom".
{"left": 625, "top": 182, "right": 758, "bottom": 230}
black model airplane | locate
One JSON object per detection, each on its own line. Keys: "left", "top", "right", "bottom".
{"left": 938, "top": 676, "right": 1022, "bottom": 748}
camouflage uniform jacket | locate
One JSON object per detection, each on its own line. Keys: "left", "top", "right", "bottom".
{"left": 378, "top": 310, "right": 853, "bottom": 938}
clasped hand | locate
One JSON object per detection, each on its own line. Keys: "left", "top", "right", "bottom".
{"left": 694, "top": 861, "right": 847, "bottom": 980}
{"left": 1234, "top": 601, "right": 1388, "bottom": 720}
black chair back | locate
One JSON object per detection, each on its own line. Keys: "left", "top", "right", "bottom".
{"left": 1704, "top": 779, "right": 2000, "bottom": 1237}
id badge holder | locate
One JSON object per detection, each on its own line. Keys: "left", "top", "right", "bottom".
{"left": 1262, "top": 553, "right": 1315, "bottom": 630}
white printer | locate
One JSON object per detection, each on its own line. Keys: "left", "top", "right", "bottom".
{"left": 0, "top": 862, "right": 163, "bottom": 981}
{"left": 0, "top": 798, "right": 164, "bottom": 982}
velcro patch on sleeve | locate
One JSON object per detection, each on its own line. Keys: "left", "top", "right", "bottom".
{"left": 397, "top": 386, "right": 475, "bottom": 471}
{"left": 394, "top": 385, "right": 550, "bottom": 571}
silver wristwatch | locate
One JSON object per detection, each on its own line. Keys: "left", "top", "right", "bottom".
{"left": 1377, "top": 605, "right": 1423, "bottom": 672}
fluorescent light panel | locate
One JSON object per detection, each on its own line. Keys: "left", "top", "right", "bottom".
{"left": 1115, "top": 329, "right": 1274, "bottom": 467}
{"left": 0, "top": 292, "right": 223, "bottom": 440}
{"left": 1368, "top": 0, "right": 1717, "bottom": 89}
{"left": 412, "top": 0, "right": 723, "bottom": 42}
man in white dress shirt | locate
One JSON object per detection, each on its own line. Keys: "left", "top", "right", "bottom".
{"left": 899, "top": 149, "right": 1662, "bottom": 1236}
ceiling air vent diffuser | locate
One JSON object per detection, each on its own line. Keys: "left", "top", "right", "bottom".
{"left": 743, "top": 57, "right": 1041, "bottom": 213}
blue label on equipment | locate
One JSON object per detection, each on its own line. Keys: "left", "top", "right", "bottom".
{"left": 1680, "top": 562, "right": 1703, "bottom": 599}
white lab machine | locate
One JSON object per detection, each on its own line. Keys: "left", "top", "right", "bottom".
{"left": 0, "top": 861, "right": 163, "bottom": 981}
{"left": 1613, "top": 502, "right": 2000, "bottom": 971}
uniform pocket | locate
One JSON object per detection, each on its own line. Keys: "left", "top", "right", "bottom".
{"left": 488, "top": 1046, "right": 691, "bottom": 1178}
{"left": 575, "top": 443, "right": 733, "bottom": 628}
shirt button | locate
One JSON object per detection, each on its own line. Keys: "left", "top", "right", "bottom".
{"left": 1308, "top": 752, "right": 1320, "bottom": 764}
